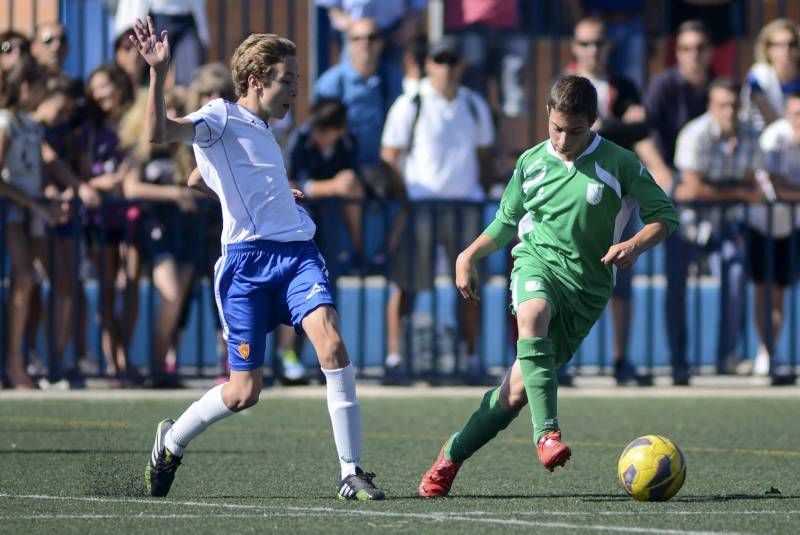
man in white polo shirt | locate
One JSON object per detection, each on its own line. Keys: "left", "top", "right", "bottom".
{"left": 381, "top": 35, "right": 494, "bottom": 381}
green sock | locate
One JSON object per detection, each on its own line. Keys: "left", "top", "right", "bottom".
{"left": 444, "top": 386, "right": 520, "bottom": 463}
{"left": 517, "top": 337, "right": 559, "bottom": 443}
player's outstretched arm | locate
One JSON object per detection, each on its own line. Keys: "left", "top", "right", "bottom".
{"left": 131, "top": 16, "right": 194, "bottom": 144}
{"left": 455, "top": 233, "right": 498, "bottom": 305}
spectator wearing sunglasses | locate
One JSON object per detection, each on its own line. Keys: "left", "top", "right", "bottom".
{"left": 0, "top": 30, "right": 31, "bottom": 74}
{"left": 380, "top": 36, "right": 494, "bottom": 383}
{"left": 314, "top": 18, "right": 403, "bottom": 172}
{"left": 31, "top": 22, "right": 69, "bottom": 75}
{"left": 317, "top": 0, "right": 426, "bottom": 84}
{"left": 563, "top": 16, "right": 663, "bottom": 386}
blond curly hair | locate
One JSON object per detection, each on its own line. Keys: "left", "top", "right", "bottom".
{"left": 230, "top": 33, "right": 296, "bottom": 98}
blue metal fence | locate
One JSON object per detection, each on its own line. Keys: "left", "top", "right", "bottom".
{"left": 1, "top": 198, "right": 798, "bottom": 386}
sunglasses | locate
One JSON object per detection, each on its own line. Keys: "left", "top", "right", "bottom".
{"left": 677, "top": 43, "right": 710, "bottom": 53}
{"left": 349, "top": 32, "right": 381, "bottom": 43}
{"left": 432, "top": 54, "right": 460, "bottom": 66}
{"left": 576, "top": 39, "right": 606, "bottom": 48}
{"left": 41, "top": 32, "right": 67, "bottom": 46}
{"left": 768, "top": 40, "right": 799, "bottom": 49}
{"left": 1, "top": 40, "right": 23, "bottom": 54}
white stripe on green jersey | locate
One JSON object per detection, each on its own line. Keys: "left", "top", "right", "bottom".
{"left": 485, "top": 134, "right": 679, "bottom": 307}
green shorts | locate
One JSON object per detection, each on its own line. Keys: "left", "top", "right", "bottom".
{"left": 509, "top": 259, "right": 605, "bottom": 367}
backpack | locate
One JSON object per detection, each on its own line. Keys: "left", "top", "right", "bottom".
{"left": 407, "top": 90, "right": 481, "bottom": 152}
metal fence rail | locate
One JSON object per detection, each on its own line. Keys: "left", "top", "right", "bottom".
{"left": 0, "top": 197, "right": 797, "bottom": 386}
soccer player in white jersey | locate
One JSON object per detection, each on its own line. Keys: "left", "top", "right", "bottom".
{"left": 131, "top": 16, "right": 384, "bottom": 501}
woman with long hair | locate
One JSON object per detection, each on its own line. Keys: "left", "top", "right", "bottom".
{"left": 77, "top": 62, "right": 136, "bottom": 384}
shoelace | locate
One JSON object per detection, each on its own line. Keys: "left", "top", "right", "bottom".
{"left": 156, "top": 453, "right": 182, "bottom": 473}
{"left": 357, "top": 471, "right": 377, "bottom": 485}
{"left": 539, "top": 433, "right": 562, "bottom": 447}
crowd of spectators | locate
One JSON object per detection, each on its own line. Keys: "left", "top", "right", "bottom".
{"left": 1, "top": 0, "right": 799, "bottom": 389}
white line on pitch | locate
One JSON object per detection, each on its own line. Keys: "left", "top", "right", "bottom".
{"left": 0, "top": 493, "right": 756, "bottom": 534}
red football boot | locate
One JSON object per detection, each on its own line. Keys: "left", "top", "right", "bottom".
{"left": 537, "top": 430, "right": 571, "bottom": 472}
{"left": 418, "top": 444, "right": 463, "bottom": 497}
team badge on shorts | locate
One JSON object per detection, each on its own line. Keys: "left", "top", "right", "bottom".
{"left": 586, "top": 182, "right": 604, "bottom": 205}
{"left": 238, "top": 341, "right": 250, "bottom": 360}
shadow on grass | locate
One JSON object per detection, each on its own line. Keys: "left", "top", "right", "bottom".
{"left": 670, "top": 493, "right": 800, "bottom": 502}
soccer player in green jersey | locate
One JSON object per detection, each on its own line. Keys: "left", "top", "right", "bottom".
{"left": 418, "top": 75, "right": 679, "bottom": 497}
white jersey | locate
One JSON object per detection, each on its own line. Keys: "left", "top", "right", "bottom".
{"left": 186, "top": 99, "right": 316, "bottom": 244}
{"left": 381, "top": 79, "right": 494, "bottom": 201}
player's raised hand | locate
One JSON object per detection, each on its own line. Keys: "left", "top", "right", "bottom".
{"left": 455, "top": 253, "right": 480, "bottom": 305}
{"left": 601, "top": 240, "right": 640, "bottom": 269}
{"left": 130, "top": 16, "right": 170, "bottom": 74}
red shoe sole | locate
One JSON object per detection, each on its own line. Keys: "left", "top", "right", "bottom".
{"left": 418, "top": 483, "right": 449, "bottom": 498}
{"left": 542, "top": 447, "right": 571, "bottom": 472}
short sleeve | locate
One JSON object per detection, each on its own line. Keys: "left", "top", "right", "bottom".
{"left": 749, "top": 137, "right": 766, "bottom": 171}
{"left": 380, "top": 95, "right": 416, "bottom": 150}
{"left": 185, "top": 98, "right": 228, "bottom": 147}
{"left": 746, "top": 71, "right": 764, "bottom": 94}
{"left": 313, "top": 68, "right": 343, "bottom": 102}
{"left": 0, "top": 110, "right": 14, "bottom": 136}
{"left": 674, "top": 121, "right": 704, "bottom": 172}
{"left": 620, "top": 153, "right": 679, "bottom": 235}
{"left": 760, "top": 121, "right": 785, "bottom": 173}
{"left": 484, "top": 156, "right": 527, "bottom": 247}
{"left": 472, "top": 92, "right": 495, "bottom": 148}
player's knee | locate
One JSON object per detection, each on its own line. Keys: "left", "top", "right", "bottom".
{"left": 225, "top": 385, "right": 260, "bottom": 411}
{"left": 316, "top": 337, "right": 349, "bottom": 369}
{"left": 504, "top": 388, "right": 528, "bottom": 411}
{"left": 516, "top": 303, "right": 550, "bottom": 338}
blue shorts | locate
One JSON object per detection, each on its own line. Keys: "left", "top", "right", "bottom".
{"left": 213, "top": 239, "right": 335, "bottom": 371}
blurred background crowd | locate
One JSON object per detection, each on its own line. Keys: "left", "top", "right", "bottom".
{"left": 2, "top": 0, "right": 800, "bottom": 390}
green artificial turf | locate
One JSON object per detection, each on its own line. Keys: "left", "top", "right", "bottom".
{"left": 1, "top": 396, "right": 798, "bottom": 533}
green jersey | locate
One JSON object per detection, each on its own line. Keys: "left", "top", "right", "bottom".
{"left": 485, "top": 135, "right": 678, "bottom": 308}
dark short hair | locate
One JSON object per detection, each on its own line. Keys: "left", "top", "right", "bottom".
{"left": 676, "top": 19, "right": 711, "bottom": 40}
{"left": 45, "top": 73, "right": 82, "bottom": 100}
{"left": 546, "top": 75, "right": 598, "bottom": 122}
{"left": 0, "top": 30, "right": 30, "bottom": 53}
{"left": 709, "top": 77, "right": 740, "bottom": 96}
{"left": 310, "top": 98, "right": 347, "bottom": 130}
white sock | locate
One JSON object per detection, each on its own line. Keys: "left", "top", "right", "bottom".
{"left": 385, "top": 353, "right": 402, "bottom": 368}
{"left": 165, "top": 384, "right": 234, "bottom": 456}
{"left": 322, "top": 365, "right": 362, "bottom": 479}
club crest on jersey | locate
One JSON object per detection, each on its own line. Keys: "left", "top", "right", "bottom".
{"left": 586, "top": 182, "right": 604, "bottom": 205}
{"left": 238, "top": 341, "right": 250, "bottom": 359}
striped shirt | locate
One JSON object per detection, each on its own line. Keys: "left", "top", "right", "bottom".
{"left": 674, "top": 112, "right": 763, "bottom": 183}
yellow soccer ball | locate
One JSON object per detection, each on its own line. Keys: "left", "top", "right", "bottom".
{"left": 617, "top": 435, "right": 686, "bottom": 501}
